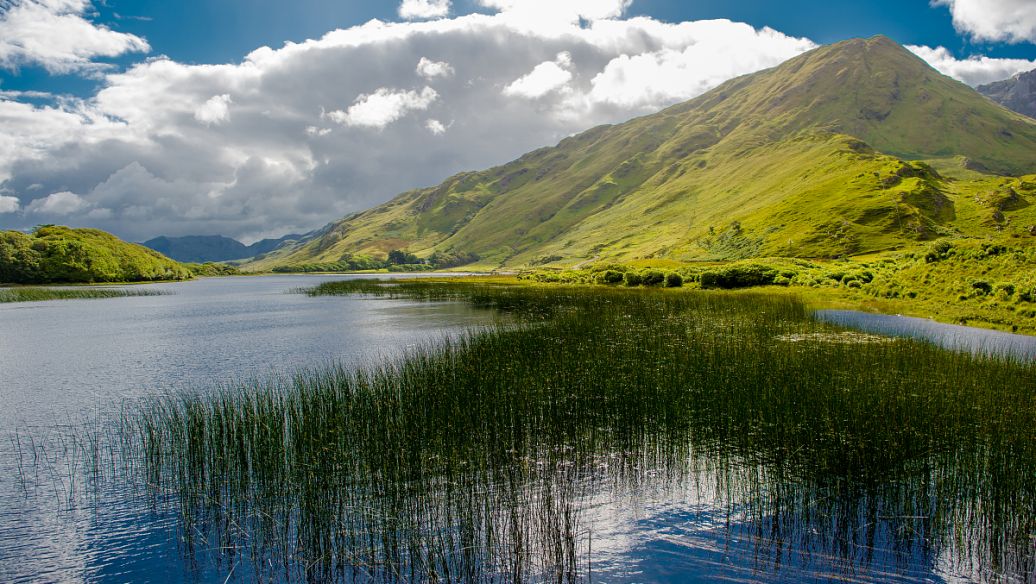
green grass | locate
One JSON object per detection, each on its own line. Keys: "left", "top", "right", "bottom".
{"left": 45, "top": 279, "right": 1036, "bottom": 582}
{"left": 0, "top": 286, "right": 168, "bottom": 303}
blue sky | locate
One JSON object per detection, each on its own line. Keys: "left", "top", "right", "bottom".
{"left": 1, "top": 0, "right": 1035, "bottom": 241}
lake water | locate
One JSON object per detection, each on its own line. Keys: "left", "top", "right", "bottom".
{"left": 816, "top": 309, "right": 1036, "bottom": 361}
{"left": 0, "top": 279, "right": 1031, "bottom": 583}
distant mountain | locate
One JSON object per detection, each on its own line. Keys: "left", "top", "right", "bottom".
{"left": 1, "top": 226, "right": 190, "bottom": 284}
{"left": 978, "top": 69, "right": 1036, "bottom": 119}
{"left": 249, "top": 36, "right": 1036, "bottom": 271}
{"left": 143, "top": 233, "right": 304, "bottom": 263}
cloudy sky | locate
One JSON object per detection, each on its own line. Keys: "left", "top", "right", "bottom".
{"left": 1, "top": 0, "right": 1035, "bottom": 242}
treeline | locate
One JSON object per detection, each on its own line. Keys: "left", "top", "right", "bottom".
{"left": 0, "top": 226, "right": 191, "bottom": 284}
{"left": 272, "top": 250, "right": 479, "bottom": 274}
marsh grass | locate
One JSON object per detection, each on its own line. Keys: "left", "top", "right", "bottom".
{"left": 36, "top": 280, "right": 1036, "bottom": 582}
{"left": 0, "top": 286, "right": 167, "bottom": 303}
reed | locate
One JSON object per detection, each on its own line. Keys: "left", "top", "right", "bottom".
{"left": 0, "top": 287, "right": 167, "bottom": 303}
{"left": 49, "top": 280, "right": 1036, "bottom": 581}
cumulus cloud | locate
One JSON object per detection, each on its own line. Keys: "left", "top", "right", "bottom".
{"left": 398, "top": 0, "right": 450, "bottom": 20}
{"left": 327, "top": 87, "right": 439, "bottom": 129}
{"left": 0, "top": 9, "right": 816, "bottom": 241}
{"left": 0, "top": 195, "right": 19, "bottom": 213}
{"left": 479, "top": 0, "right": 631, "bottom": 24}
{"left": 26, "top": 191, "right": 89, "bottom": 215}
{"left": 0, "top": 0, "right": 149, "bottom": 73}
{"left": 933, "top": 0, "right": 1036, "bottom": 44}
{"left": 194, "top": 94, "right": 232, "bottom": 125}
{"left": 425, "top": 119, "right": 447, "bottom": 135}
{"left": 503, "top": 53, "right": 574, "bottom": 99}
{"left": 908, "top": 45, "right": 1036, "bottom": 86}
{"left": 416, "top": 57, "right": 454, "bottom": 79}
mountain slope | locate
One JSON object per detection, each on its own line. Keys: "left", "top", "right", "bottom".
{"left": 1, "top": 226, "right": 191, "bottom": 283}
{"left": 979, "top": 69, "right": 1036, "bottom": 119}
{"left": 143, "top": 233, "right": 304, "bottom": 263}
{"left": 250, "top": 36, "right": 1036, "bottom": 270}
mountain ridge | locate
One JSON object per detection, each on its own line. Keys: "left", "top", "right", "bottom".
{"left": 144, "top": 233, "right": 304, "bottom": 263}
{"left": 979, "top": 68, "right": 1036, "bottom": 120}
{"left": 248, "top": 36, "right": 1036, "bottom": 271}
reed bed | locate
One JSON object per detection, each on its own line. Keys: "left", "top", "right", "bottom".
{"left": 49, "top": 280, "right": 1036, "bottom": 582}
{"left": 0, "top": 286, "right": 167, "bottom": 303}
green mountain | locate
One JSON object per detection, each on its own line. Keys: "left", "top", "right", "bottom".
{"left": 250, "top": 36, "right": 1036, "bottom": 271}
{"left": 0, "top": 225, "right": 191, "bottom": 284}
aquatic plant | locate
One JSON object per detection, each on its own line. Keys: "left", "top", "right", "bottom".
{"left": 0, "top": 287, "right": 168, "bottom": 303}
{"left": 39, "top": 280, "right": 1036, "bottom": 581}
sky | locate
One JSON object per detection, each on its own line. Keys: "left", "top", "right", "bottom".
{"left": 1, "top": 0, "right": 1035, "bottom": 242}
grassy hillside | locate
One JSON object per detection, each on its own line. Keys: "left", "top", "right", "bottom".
{"left": 0, "top": 225, "right": 192, "bottom": 284}
{"left": 249, "top": 36, "right": 1036, "bottom": 272}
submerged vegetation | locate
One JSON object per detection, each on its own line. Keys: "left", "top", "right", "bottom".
{"left": 0, "top": 286, "right": 167, "bottom": 303}
{"left": 44, "top": 279, "right": 1036, "bottom": 582}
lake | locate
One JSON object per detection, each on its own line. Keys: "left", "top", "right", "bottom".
{"left": 1, "top": 277, "right": 1032, "bottom": 583}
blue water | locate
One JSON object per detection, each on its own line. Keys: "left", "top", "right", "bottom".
{"left": 815, "top": 309, "right": 1036, "bottom": 361}
{"left": 1, "top": 279, "right": 1030, "bottom": 582}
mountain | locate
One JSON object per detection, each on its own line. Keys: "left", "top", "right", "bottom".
{"left": 143, "top": 233, "right": 304, "bottom": 263}
{"left": 1, "top": 226, "right": 191, "bottom": 284}
{"left": 249, "top": 36, "right": 1036, "bottom": 271}
{"left": 979, "top": 69, "right": 1036, "bottom": 119}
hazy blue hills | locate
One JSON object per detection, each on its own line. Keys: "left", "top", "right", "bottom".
{"left": 143, "top": 233, "right": 303, "bottom": 263}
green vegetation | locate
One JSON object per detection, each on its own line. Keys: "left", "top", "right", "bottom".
{"left": 53, "top": 280, "right": 1036, "bottom": 581}
{"left": 517, "top": 238, "right": 1036, "bottom": 334}
{"left": 0, "top": 286, "right": 167, "bottom": 303}
{"left": 0, "top": 226, "right": 191, "bottom": 284}
{"left": 182, "top": 262, "right": 242, "bottom": 277}
{"left": 249, "top": 36, "right": 1036, "bottom": 272}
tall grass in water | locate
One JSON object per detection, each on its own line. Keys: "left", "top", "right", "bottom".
{"left": 87, "top": 281, "right": 1036, "bottom": 581}
{"left": 0, "top": 286, "right": 166, "bottom": 303}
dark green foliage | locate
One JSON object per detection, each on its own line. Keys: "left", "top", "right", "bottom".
{"left": 388, "top": 249, "right": 422, "bottom": 265}
{"left": 596, "top": 269, "right": 624, "bottom": 285}
{"left": 182, "top": 262, "right": 241, "bottom": 276}
{"left": 664, "top": 272, "right": 684, "bottom": 288}
{"left": 641, "top": 269, "right": 665, "bottom": 287}
{"left": 0, "top": 226, "right": 190, "bottom": 284}
{"left": 623, "top": 271, "right": 642, "bottom": 287}
{"left": 427, "top": 250, "right": 480, "bottom": 269}
{"left": 699, "top": 263, "right": 779, "bottom": 289}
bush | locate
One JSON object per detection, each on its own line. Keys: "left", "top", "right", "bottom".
{"left": 596, "top": 270, "right": 624, "bottom": 285}
{"left": 641, "top": 270, "right": 665, "bottom": 287}
{"left": 971, "top": 280, "right": 993, "bottom": 296}
{"left": 663, "top": 272, "right": 683, "bottom": 288}
{"left": 623, "top": 272, "right": 643, "bottom": 287}
{"left": 699, "top": 264, "right": 779, "bottom": 289}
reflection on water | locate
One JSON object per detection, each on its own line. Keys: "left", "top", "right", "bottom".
{"left": 0, "top": 275, "right": 498, "bottom": 584}
{"left": 3, "top": 281, "right": 1034, "bottom": 583}
{"left": 816, "top": 309, "right": 1036, "bottom": 360}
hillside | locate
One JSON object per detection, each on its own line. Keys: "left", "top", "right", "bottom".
{"left": 143, "top": 233, "right": 303, "bottom": 263}
{"left": 979, "top": 68, "right": 1036, "bottom": 119}
{"left": 249, "top": 36, "right": 1036, "bottom": 271}
{"left": 0, "top": 226, "right": 191, "bottom": 284}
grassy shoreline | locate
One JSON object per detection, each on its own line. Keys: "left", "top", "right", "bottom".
{"left": 0, "top": 286, "right": 169, "bottom": 303}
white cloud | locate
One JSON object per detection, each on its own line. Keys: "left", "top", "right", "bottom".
{"left": 26, "top": 191, "right": 88, "bottom": 215}
{"left": 416, "top": 57, "right": 454, "bottom": 79}
{"left": 0, "top": 195, "right": 19, "bottom": 213}
{"left": 425, "top": 119, "right": 447, "bottom": 135}
{"left": 327, "top": 87, "right": 439, "bottom": 129}
{"left": 504, "top": 53, "right": 574, "bottom": 99}
{"left": 0, "top": 11, "right": 815, "bottom": 241}
{"left": 0, "top": 0, "right": 149, "bottom": 74}
{"left": 479, "top": 0, "right": 631, "bottom": 23}
{"left": 933, "top": 0, "right": 1036, "bottom": 44}
{"left": 194, "top": 94, "right": 232, "bottom": 125}
{"left": 908, "top": 45, "right": 1036, "bottom": 87}
{"left": 398, "top": 0, "right": 450, "bottom": 20}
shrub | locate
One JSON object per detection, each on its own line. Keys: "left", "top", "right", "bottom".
{"left": 623, "top": 272, "right": 643, "bottom": 287}
{"left": 699, "top": 264, "right": 779, "bottom": 289}
{"left": 663, "top": 272, "right": 684, "bottom": 288}
{"left": 971, "top": 280, "right": 992, "bottom": 296}
{"left": 641, "top": 270, "right": 665, "bottom": 287}
{"left": 596, "top": 270, "right": 625, "bottom": 285}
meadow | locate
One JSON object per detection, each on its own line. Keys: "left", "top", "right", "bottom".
{"left": 43, "top": 279, "right": 1036, "bottom": 582}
